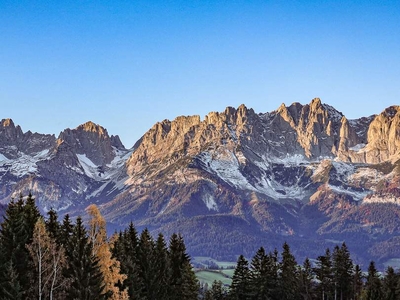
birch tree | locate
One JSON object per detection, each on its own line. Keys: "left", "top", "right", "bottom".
{"left": 26, "top": 218, "right": 68, "bottom": 300}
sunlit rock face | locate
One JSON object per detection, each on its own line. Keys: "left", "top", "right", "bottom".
{"left": 1, "top": 99, "right": 400, "bottom": 265}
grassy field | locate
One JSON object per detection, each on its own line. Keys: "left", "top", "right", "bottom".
{"left": 193, "top": 256, "right": 236, "bottom": 286}
{"left": 192, "top": 256, "right": 236, "bottom": 269}
{"left": 220, "top": 269, "right": 235, "bottom": 278}
{"left": 195, "top": 270, "right": 232, "bottom": 286}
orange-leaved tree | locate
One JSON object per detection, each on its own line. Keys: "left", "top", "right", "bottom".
{"left": 86, "top": 204, "right": 128, "bottom": 300}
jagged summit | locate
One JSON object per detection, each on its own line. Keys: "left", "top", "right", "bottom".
{"left": 78, "top": 121, "right": 107, "bottom": 134}
{"left": 1, "top": 118, "right": 15, "bottom": 127}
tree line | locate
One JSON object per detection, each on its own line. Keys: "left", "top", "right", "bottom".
{"left": 0, "top": 194, "right": 198, "bottom": 299}
{"left": 1, "top": 193, "right": 400, "bottom": 300}
{"left": 201, "top": 242, "right": 400, "bottom": 300}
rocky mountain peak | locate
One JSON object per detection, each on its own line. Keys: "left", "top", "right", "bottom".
{"left": 0, "top": 118, "right": 47, "bottom": 158}
{"left": 78, "top": 121, "right": 106, "bottom": 134}
{"left": 364, "top": 106, "right": 400, "bottom": 163}
{"left": 57, "top": 121, "right": 123, "bottom": 166}
{"left": 271, "top": 98, "right": 344, "bottom": 158}
{"left": 1, "top": 118, "right": 15, "bottom": 128}
{"left": 310, "top": 97, "right": 322, "bottom": 109}
{"left": 381, "top": 106, "right": 400, "bottom": 119}
{"left": 0, "top": 118, "right": 23, "bottom": 140}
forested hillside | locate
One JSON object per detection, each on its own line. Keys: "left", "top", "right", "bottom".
{"left": 0, "top": 194, "right": 197, "bottom": 300}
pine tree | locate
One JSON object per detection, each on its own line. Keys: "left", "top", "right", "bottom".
{"left": 137, "top": 228, "right": 157, "bottom": 300}
{"left": 0, "top": 193, "right": 40, "bottom": 297}
{"left": 278, "top": 242, "right": 299, "bottom": 300}
{"left": 382, "top": 266, "right": 398, "bottom": 300}
{"left": 332, "top": 243, "right": 353, "bottom": 300}
{"left": 153, "top": 233, "right": 170, "bottom": 299}
{"left": 314, "top": 248, "right": 333, "bottom": 300}
{"left": 363, "top": 261, "right": 382, "bottom": 300}
{"left": 168, "top": 233, "right": 198, "bottom": 300}
{"left": 206, "top": 280, "right": 227, "bottom": 300}
{"left": 59, "top": 214, "right": 73, "bottom": 247}
{"left": 230, "top": 254, "right": 251, "bottom": 300}
{"left": 299, "top": 258, "right": 314, "bottom": 300}
{"left": 249, "top": 247, "right": 269, "bottom": 299}
{"left": 0, "top": 262, "right": 23, "bottom": 300}
{"left": 45, "top": 208, "right": 61, "bottom": 242}
{"left": 24, "top": 192, "right": 41, "bottom": 240}
{"left": 266, "top": 249, "right": 280, "bottom": 299}
{"left": 111, "top": 223, "right": 142, "bottom": 299}
{"left": 352, "top": 264, "right": 363, "bottom": 300}
{"left": 66, "top": 216, "right": 106, "bottom": 300}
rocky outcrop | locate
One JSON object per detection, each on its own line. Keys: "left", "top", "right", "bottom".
{"left": 365, "top": 106, "right": 400, "bottom": 163}
{"left": 0, "top": 118, "right": 55, "bottom": 158}
{"left": 58, "top": 121, "right": 124, "bottom": 166}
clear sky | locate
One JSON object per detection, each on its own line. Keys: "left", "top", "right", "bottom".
{"left": 1, "top": 1, "right": 399, "bottom": 148}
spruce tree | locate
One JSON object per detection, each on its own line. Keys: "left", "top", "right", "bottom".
{"left": 314, "top": 248, "right": 333, "bottom": 300}
{"left": 168, "top": 233, "right": 198, "bottom": 300}
{"left": 266, "top": 249, "right": 280, "bottom": 299}
{"left": 137, "top": 228, "right": 156, "bottom": 300}
{"left": 66, "top": 217, "right": 106, "bottom": 300}
{"left": 363, "top": 261, "right": 382, "bottom": 300}
{"left": 207, "top": 280, "right": 226, "bottom": 300}
{"left": 59, "top": 214, "right": 73, "bottom": 247}
{"left": 249, "top": 246, "right": 269, "bottom": 299}
{"left": 0, "top": 262, "right": 23, "bottom": 300}
{"left": 332, "top": 243, "right": 353, "bottom": 300}
{"left": 45, "top": 208, "right": 61, "bottom": 242}
{"left": 383, "top": 266, "right": 398, "bottom": 300}
{"left": 112, "top": 223, "right": 142, "bottom": 299}
{"left": 0, "top": 193, "right": 40, "bottom": 297}
{"left": 352, "top": 264, "right": 363, "bottom": 300}
{"left": 299, "top": 258, "right": 314, "bottom": 300}
{"left": 153, "top": 233, "right": 170, "bottom": 299}
{"left": 278, "top": 242, "right": 299, "bottom": 300}
{"left": 230, "top": 254, "right": 251, "bottom": 300}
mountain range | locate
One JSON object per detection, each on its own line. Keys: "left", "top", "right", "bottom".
{"left": 2, "top": 98, "right": 400, "bottom": 266}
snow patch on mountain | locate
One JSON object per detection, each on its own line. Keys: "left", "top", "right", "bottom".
{"left": 322, "top": 104, "right": 343, "bottom": 121}
{"left": 0, "top": 149, "right": 50, "bottom": 177}
{"left": 349, "top": 144, "right": 366, "bottom": 152}
{"left": 199, "top": 150, "right": 255, "bottom": 191}
{"left": 77, "top": 154, "right": 100, "bottom": 179}
{"left": 349, "top": 168, "right": 382, "bottom": 189}
{"left": 255, "top": 175, "right": 305, "bottom": 200}
{"left": 77, "top": 147, "right": 132, "bottom": 181}
{"left": 328, "top": 184, "right": 371, "bottom": 201}
{"left": 332, "top": 161, "right": 355, "bottom": 176}
{"left": 202, "top": 194, "right": 219, "bottom": 211}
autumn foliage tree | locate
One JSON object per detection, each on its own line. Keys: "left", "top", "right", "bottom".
{"left": 26, "top": 218, "right": 68, "bottom": 300}
{"left": 86, "top": 204, "right": 128, "bottom": 300}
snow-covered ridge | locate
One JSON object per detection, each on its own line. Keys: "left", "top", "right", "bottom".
{"left": 0, "top": 149, "right": 50, "bottom": 177}
{"left": 77, "top": 147, "right": 132, "bottom": 181}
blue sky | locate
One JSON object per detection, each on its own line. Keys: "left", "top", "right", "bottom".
{"left": 1, "top": 1, "right": 399, "bottom": 148}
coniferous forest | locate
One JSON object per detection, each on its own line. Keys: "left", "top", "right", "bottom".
{"left": 1, "top": 194, "right": 400, "bottom": 300}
